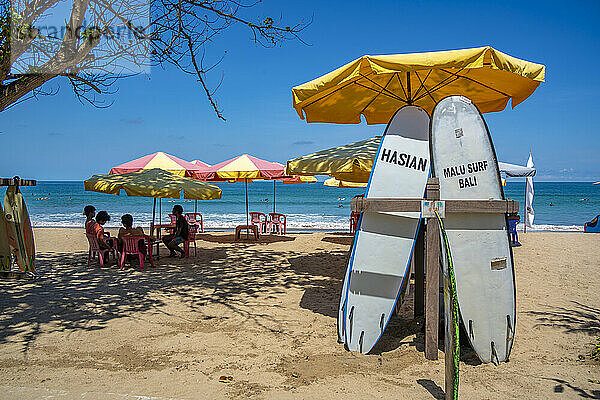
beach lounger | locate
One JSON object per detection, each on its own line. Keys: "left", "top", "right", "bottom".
{"left": 119, "top": 236, "right": 153, "bottom": 271}
{"left": 86, "top": 234, "right": 117, "bottom": 267}
{"left": 249, "top": 212, "right": 267, "bottom": 233}
{"left": 267, "top": 213, "right": 287, "bottom": 235}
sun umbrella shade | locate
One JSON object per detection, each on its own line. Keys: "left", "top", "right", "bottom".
{"left": 84, "top": 169, "right": 222, "bottom": 200}
{"left": 293, "top": 46, "right": 545, "bottom": 124}
{"left": 289, "top": 136, "right": 522, "bottom": 183}
{"left": 194, "top": 154, "right": 286, "bottom": 181}
{"left": 324, "top": 178, "right": 367, "bottom": 188}
{"left": 498, "top": 162, "right": 536, "bottom": 177}
{"left": 287, "top": 136, "right": 381, "bottom": 183}
{"left": 110, "top": 152, "right": 201, "bottom": 177}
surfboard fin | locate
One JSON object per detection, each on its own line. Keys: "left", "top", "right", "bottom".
{"left": 359, "top": 331, "right": 364, "bottom": 354}
{"left": 505, "top": 315, "right": 514, "bottom": 361}
{"left": 379, "top": 313, "right": 385, "bottom": 332}
{"left": 491, "top": 341, "right": 500, "bottom": 366}
{"left": 468, "top": 320, "right": 474, "bottom": 339}
{"left": 348, "top": 306, "right": 355, "bottom": 340}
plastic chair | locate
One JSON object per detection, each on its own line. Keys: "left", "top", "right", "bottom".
{"left": 267, "top": 213, "right": 287, "bottom": 235}
{"left": 249, "top": 212, "right": 267, "bottom": 233}
{"left": 350, "top": 212, "right": 360, "bottom": 233}
{"left": 168, "top": 214, "right": 177, "bottom": 224}
{"left": 185, "top": 212, "right": 204, "bottom": 233}
{"left": 86, "top": 234, "right": 117, "bottom": 267}
{"left": 120, "top": 236, "right": 153, "bottom": 271}
{"left": 183, "top": 224, "right": 198, "bottom": 258}
{"left": 507, "top": 214, "right": 521, "bottom": 246}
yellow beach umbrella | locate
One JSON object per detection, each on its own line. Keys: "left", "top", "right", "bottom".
{"left": 85, "top": 169, "right": 222, "bottom": 235}
{"left": 292, "top": 46, "right": 545, "bottom": 124}
{"left": 324, "top": 178, "right": 367, "bottom": 188}
{"left": 287, "top": 136, "right": 381, "bottom": 183}
{"left": 85, "top": 169, "right": 222, "bottom": 200}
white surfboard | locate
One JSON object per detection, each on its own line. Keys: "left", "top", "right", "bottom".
{"left": 430, "top": 95, "right": 516, "bottom": 364}
{"left": 338, "top": 105, "right": 430, "bottom": 354}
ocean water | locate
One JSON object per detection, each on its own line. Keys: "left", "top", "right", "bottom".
{"left": 2, "top": 180, "right": 598, "bottom": 232}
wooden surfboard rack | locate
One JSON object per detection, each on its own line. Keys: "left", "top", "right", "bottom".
{"left": 352, "top": 177, "right": 519, "bottom": 399}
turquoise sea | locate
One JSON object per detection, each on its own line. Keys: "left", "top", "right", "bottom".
{"left": 2, "top": 180, "right": 599, "bottom": 231}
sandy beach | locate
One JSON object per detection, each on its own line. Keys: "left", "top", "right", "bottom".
{"left": 0, "top": 229, "right": 598, "bottom": 399}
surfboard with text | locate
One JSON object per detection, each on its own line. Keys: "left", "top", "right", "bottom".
{"left": 430, "top": 95, "right": 515, "bottom": 364}
{"left": 338, "top": 105, "right": 430, "bottom": 354}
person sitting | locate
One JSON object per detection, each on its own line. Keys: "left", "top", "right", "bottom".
{"left": 84, "top": 205, "right": 96, "bottom": 235}
{"left": 94, "top": 211, "right": 115, "bottom": 250}
{"left": 162, "top": 205, "right": 189, "bottom": 258}
{"left": 117, "top": 214, "right": 153, "bottom": 253}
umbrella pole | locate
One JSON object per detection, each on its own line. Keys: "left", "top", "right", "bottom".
{"left": 273, "top": 180, "right": 276, "bottom": 214}
{"left": 195, "top": 199, "right": 197, "bottom": 214}
{"left": 245, "top": 178, "right": 249, "bottom": 239}
{"left": 152, "top": 198, "right": 156, "bottom": 236}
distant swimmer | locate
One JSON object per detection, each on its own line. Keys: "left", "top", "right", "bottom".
{"left": 550, "top": 202, "right": 554, "bottom": 206}
{"left": 338, "top": 204, "right": 344, "bottom": 208}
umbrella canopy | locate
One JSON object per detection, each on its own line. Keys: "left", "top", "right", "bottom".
{"left": 191, "top": 160, "right": 211, "bottom": 168}
{"left": 110, "top": 152, "right": 201, "bottom": 177}
{"left": 287, "top": 136, "right": 380, "bottom": 183}
{"left": 324, "top": 178, "right": 367, "bottom": 188}
{"left": 194, "top": 154, "right": 286, "bottom": 181}
{"left": 292, "top": 46, "right": 545, "bottom": 124}
{"left": 288, "top": 136, "right": 523, "bottom": 183}
{"left": 498, "top": 162, "right": 536, "bottom": 177}
{"left": 84, "top": 169, "right": 222, "bottom": 200}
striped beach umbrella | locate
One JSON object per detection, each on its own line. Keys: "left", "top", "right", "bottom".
{"left": 195, "top": 155, "right": 286, "bottom": 234}
{"left": 110, "top": 152, "right": 201, "bottom": 177}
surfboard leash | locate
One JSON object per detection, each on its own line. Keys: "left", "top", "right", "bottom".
{"left": 435, "top": 210, "right": 460, "bottom": 399}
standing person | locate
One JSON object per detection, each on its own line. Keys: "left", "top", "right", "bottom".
{"left": 162, "top": 205, "right": 189, "bottom": 258}
{"left": 94, "top": 211, "right": 115, "bottom": 250}
{"left": 84, "top": 205, "right": 96, "bottom": 235}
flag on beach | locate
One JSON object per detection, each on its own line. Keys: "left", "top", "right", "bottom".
{"left": 526, "top": 152, "right": 535, "bottom": 228}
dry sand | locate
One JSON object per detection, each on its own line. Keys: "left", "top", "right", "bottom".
{"left": 0, "top": 229, "right": 599, "bottom": 399}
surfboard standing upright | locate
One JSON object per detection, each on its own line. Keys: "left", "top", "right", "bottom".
{"left": 338, "top": 106, "right": 430, "bottom": 354}
{"left": 430, "top": 95, "right": 516, "bottom": 364}
{"left": 4, "top": 186, "right": 35, "bottom": 273}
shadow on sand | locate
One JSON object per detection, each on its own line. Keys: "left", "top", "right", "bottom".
{"left": 196, "top": 233, "right": 295, "bottom": 244}
{"left": 525, "top": 301, "right": 600, "bottom": 336}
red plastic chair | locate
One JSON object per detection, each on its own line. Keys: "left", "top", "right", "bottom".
{"left": 267, "top": 213, "right": 287, "bottom": 235}
{"left": 350, "top": 212, "right": 360, "bottom": 233}
{"left": 168, "top": 214, "right": 177, "bottom": 224}
{"left": 120, "top": 236, "right": 153, "bottom": 271}
{"left": 183, "top": 224, "right": 198, "bottom": 258}
{"left": 249, "top": 212, "right": 267, "bottom": 233}
{"left": 86, "top": 234, "right": 117, "bottom": 267}
{"left": 185, "top": 212, "right": 204, "bottom": 233}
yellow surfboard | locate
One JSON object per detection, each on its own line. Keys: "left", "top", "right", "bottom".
{"left": 4, "top": 186, "right": 35, "bottom": 272}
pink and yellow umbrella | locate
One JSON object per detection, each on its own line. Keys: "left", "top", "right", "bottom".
{"left": 194, "top": 154, "right": 286, "bottom": 230}
{"left": 110, "top": 152, "right": 201, "bottom": 177}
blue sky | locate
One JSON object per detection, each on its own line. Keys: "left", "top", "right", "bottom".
{"left": 1, "top": 0, "right": 599, "bottom": 181}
